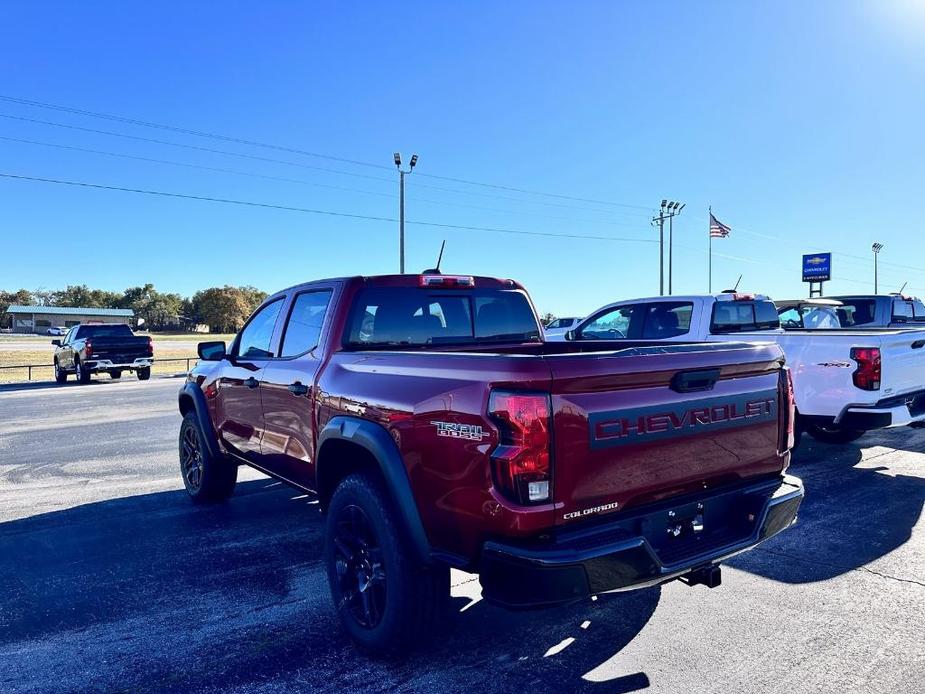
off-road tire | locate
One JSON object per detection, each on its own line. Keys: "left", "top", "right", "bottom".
{"left": 109, "top": 370, "right": 123, "bottom": 380}
{"left": 806, "top": 423, "right": 866, "bottom": 445}
{"left": 324, "top": 473, "right": 449, "bottom": 655}
{"left": 178, "top": 412, "right": 237, "bottom": 503}
{"left": 137, "top": 367, "right": 151, "bottom": 381}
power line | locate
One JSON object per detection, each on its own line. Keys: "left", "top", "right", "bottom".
{"left": 0, "top": 135, "right": 398, "bottom": 199}
{"left": 0, "top": 113, "right": 397, "bottom": 183}
{"left": 0, "top": 93, "right": 655, "bottom": 212}
{"left": 0, "top": 94, "right": 393, "bottom": 171}
{"left": 0, "top": 171, "right": 659, "bottom": 244}
{"left": 0, "top": 112, "right": 652, "bottom": 219}
{"left": 0, "top": 134, "right": 649, "bottom": 229}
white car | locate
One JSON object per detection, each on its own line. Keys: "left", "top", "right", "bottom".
{"left": 543, "top": 316, "right": 582, "bottom": 340}
{"left": 566, "top": 292, "right": 925, "bottom": 444}
{"left": 45, "top": 326, "right": 67, "bottom": 336}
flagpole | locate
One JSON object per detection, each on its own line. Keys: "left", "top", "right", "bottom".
{"left": 708, "top": 205, "right": 712, "bottom": 293}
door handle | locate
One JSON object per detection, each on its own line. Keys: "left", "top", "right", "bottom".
{"left": 244, "top": 377, "right": 260, "bottom": 389}
{"left": 288, "top": 381, "right": 309, "bottom": 396}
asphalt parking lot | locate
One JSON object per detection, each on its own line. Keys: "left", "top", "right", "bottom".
{"left": 1, "top": 378, "right": 923, "bottom": 693}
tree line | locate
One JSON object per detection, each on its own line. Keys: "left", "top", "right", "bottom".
{"left": 0, "top": 284, "right": 268, "bottom": 333}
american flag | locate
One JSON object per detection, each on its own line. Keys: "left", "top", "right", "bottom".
{"left": 709, "top": 211, "right": 731, "bottom": 238}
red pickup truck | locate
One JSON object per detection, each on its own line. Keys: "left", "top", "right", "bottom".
{"left": 177, "top": 273, "right": 803, "bottom": 654}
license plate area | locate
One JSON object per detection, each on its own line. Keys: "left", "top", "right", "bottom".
{"left": 642, "top": 490, "right": 766, "bottom": 566}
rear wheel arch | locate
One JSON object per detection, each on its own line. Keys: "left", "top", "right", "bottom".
{"left": 316, "top": 416, "right": 431, "bottom": 564}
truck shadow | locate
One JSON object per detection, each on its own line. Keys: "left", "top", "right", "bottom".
{"left": 0, "top": 480, "right": 655, "bottom": 693}
{"left": 728, "top": 429, "right": 925, "bottom": 583}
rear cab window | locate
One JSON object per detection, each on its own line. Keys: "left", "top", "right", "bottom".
{"left": 710, "top": 298, "right": 780, "bottom": 333}
{"left": 345, "top": 287, "right": 541, "bottom": 348}
{"left": 75, "top": 324, "right": 134, "bottom": 339}
{"left": 892, "top": 298, "right": 925, "bottom": 323}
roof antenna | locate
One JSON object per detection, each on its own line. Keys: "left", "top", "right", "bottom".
{"left": 899, "top": 282, "right": 908, "bottom": 294}
{"left": 732, "top": 274, "right": 743, "bottom": 291}
{"left": 423, "top": 240, "right": 446, "bottom": 274}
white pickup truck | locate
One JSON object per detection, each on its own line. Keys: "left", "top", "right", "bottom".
{"left": 557, "top": 292, "right": 925, "bottom": 444}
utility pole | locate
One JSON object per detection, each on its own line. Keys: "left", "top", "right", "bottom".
{"left": 872, "top": 242, "right": 883, "bottom": 293}
{"left": 652, "top": 202, "right": 667, "bottom": 296}
{"left": 652, "top": 200, "right": 684, "bottom": 296}
{"left": 394, "top": 152, "right": 418, "bottom": 273}
{"left": 667, "top": 201, "right": 684, "bottom": 294}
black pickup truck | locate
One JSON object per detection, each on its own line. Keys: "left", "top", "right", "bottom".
{"left": 52, "top": 324, "right": 154, "bottom": 383}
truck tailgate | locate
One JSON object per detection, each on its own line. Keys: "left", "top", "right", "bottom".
{"left": 548, "top": 343, "right": 788, "bottom": 526}
{"left": 881, "top": 331, "right": 925, "bottom": 399}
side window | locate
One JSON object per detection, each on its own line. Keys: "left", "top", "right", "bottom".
{"left": 579, "top": 306, "right": 636, "bottom": 339}
{"left": 641, "top": 302, "right": 693, "bottom": 339}
{"left": 778, "top": 308, "right": 803, "bottom": 328}
{"left": 237, "top": 299, "right": 284, "bottom": 360}
{"left": 893, "top": 300, "right": 914, "bottom": 322}
{"left": 280, "top": 290, "right": 333, "bottom": 357}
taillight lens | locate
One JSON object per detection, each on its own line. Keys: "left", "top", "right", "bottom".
{"left": 147, "top": 337, "right": 154, "bottom": 356}
{"left": 488, "top": 391, "right": 551, "bottom": 504}
{"left": 851, "top": 347, "right": 881, "bottom": 390}
{"left": 785, "top": 366, "right": 796, "bottom": 450}
{"left": 85, "top": 339, "right": 93, "bottom": 358}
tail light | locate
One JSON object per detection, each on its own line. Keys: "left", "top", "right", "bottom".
{"left": 783, "top": 366, "right": 796, "bottom": 451}
{"left": 85, "top": 339, "right": 93, "bottom": 359}
{"left": 851, "top": 347, "right": 881, "bottom": 390}
{"left": 488, "top": 391, "right": 551, "bottom": 504}
{"left": 147, "top": 337, "right": 154, "bottom": 356}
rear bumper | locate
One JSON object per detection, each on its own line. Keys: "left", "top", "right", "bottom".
{"left": 85, "top": 358, "right": 153, "bottom": 371}
{"left": 837, "top": 388, "right": 925, "bottom": 429}
{"left": 478, "top": 474, "right": 803, "bottom": 609}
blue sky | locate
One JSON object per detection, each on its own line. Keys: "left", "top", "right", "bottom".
{"left": 1, "top": 1, "right": 924, "bottom": 316}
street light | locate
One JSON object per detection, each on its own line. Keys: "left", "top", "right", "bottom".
{"left": 872, "top": 242, "right": 884, "bottom": 293}
{"left": 394, "top": 152, "right": 419, "bottom": 273}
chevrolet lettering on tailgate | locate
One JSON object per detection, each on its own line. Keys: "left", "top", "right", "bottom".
{"left": 589, "top": 390, "right": 778, "bottom": 448}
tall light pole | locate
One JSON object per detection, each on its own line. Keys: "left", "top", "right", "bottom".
{"left": 872, "top": 242, "right": 883, "bottom": 293}
{"left": 394, "top": 152, "right": 418, "bottom": 273}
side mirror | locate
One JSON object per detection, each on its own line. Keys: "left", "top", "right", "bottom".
{"left": 564, "top": 329, "right": 576, "bottom": 341}
{"left": 197, "top": 340, "right": 227, "bottom": 361}
{"left": 51, "top": 339, "right": 62, "bottom": 346}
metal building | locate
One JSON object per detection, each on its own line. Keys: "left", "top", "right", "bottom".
{"left": 4, "top": 305, "right": 135, "bottom": 334}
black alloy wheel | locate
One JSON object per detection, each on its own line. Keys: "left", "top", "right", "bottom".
{"left": 333, "top": 504, "right": 387, "bottom": 630}
{"left": 180, "top": 423, "right": 204, "bottom": 492}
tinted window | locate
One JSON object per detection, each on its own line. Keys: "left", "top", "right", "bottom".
{"left": 711, "top": 300, "right": 780, "bottom": 332}
{"left": 237, "top": 299, "right": 283, "bottom": 359}
{"left": 346, "top": 288, "right": 540, "bottom": 347}
{"left": 913, "top": 300, "right": 925, "bottom": 319}
{"left": 280, "top": 290, "right": 332, "bottom": 357}
{"left": 76, "top": 324, "right": 134, "bottom": 339}
{"left": 836, "top": 299, "right": 876, "bottom": 325}
{"left": 642, "top": 302, "right": 692, "bottom": 339}
{"left": 580, "top": 306, "right": 635, "bottom": 339}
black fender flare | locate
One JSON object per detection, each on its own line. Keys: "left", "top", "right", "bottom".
{"left": 317, "top": 416, "right": 431, "bottom": 564}
{"left": 178, "top": 382, "right": 222, "bottom": 461}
